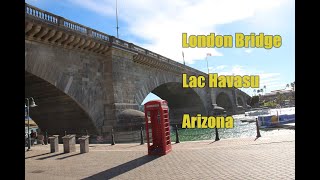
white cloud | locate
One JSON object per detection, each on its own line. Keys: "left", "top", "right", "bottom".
{"left": 207, "top": 65, "right": 228, "bottom": 72}
{"left": 259, "top": 73, "right": 281, "bottom": 84}
{"left": 244, "top": 49, "right": 253, "bottom": 54}
{"left": 244, "top": 0, "right": 294, "bottom": 32}
{"left": 212, "top": 65, "right": 283, "bottom": 93}
{"left": 259, "top": 73, "right": 281, "bottom": 79}
{"left": 215, "top": 65, "right": 227, "bottom": 71}
{"left": 267, "top": 83, "right": 287, "bottom": 89}
{"left": 69, "top": 0, "right": 291, "bottom": 64}
{"left": 218, "top": 65, "right": 248, "bottom": 76}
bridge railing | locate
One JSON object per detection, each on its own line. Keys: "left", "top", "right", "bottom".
{"left": 25, "top": 3, "right": 205, "bottom": 75}
{"left": 91, "top": 29, "right": 110, "bottom": 41}
{"left": 25, "top": 3, "right": 59, "bottom": 24}
{"left": 63, "top": 19, "right": 88, "bottom": 34}
{"left": 132, "top": 45, "right": 147, "bottom": 54}
{"left": 113, "top": 37, "right": 130, "bottom": 48}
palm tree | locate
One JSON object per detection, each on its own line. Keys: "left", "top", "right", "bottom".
{"left": 290, "top": 82, "right": 295, "bottom": 91}
{"left": 286, "top": 84, "right": 290, "bottom": 89}
{"left": 260, "top": 88, "right": 263, "bottom": 95}
{"left": 264, "top": 85, "right": 266, "bottom": 94}
{"left": 276, "top": 92, "right": 285, "bottom": 105}
{"left": 253, "top": 89, "right": 256, "bottom": 96}
{"left": 290, "top": 81, "right": 295, "bottom": 102}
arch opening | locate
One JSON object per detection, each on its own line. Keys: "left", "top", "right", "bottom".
{"left": 237, "top": 97, "right": 244, "bottom": 107}
{"left": 141, "top": 82, "right": 206, "bottom": 125}
{"left": 25, "top": 71, "right": 97, "bottom": 137}
{"left": 216, "top": 92, "right": 234, "bottom": 115}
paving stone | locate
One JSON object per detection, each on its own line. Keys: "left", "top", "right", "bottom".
{"left": 25, "top": 131, "right": 295, "bottom": 179}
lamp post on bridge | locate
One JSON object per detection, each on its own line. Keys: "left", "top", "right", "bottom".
{"left": 206, "top": 53, "right": 212, "bottom": 75}
{"left": 25, "top": 97, "right": 37, "bottom": 151}
{"left": 116, "top": 0, "right": 119, "bottom": 38}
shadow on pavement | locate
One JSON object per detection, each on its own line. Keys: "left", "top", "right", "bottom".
{"left": 124, "top": 144, "right": 143, "bottom": 148}
{"left": 208, "top": 140, "right": 218, "bottom": 144}
{"left": 36, "top": 152, "right": 64, "bottom": 160}
{"left": 57, "top": 153, "right": 84, "bottom": 160}
{"left": 82, "top": 155, "right": 159, "bottom": 179}
{"left": 25, "top": 152, "right": 51, "bottom": 159}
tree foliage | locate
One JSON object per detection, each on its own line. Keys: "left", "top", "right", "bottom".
{"left": 264, "top": 101, "right": 277, "bottom": 108}
{"left": 250, "top": 96, "right": 260, "bottom": 106}
{"left": 276, "top": 92, "right": 285, "bottom": 105}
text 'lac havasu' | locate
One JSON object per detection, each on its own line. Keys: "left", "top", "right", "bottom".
{"left": 182, "top": 73, "right": 259, "bottom": 88}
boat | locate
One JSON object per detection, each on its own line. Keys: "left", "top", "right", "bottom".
{"left": 258, "top": 107, "right": 295, "bottom": 128}
{"left": 245, "top": 108, "right": 270, "bottom": 117}
{"left": 239, "top": 107, "right": 270, "bottom": 123}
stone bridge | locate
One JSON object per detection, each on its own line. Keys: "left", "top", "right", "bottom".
{"left": 25, "top": 3, "right": 251, "bottom": 138}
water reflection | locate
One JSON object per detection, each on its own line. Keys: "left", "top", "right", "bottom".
{"left": 170, "top": 107, "right": 295, "bottom": 141}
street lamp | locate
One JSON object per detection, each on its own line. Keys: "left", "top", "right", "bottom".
{"left": 25, "top": 97, "right": 37, "bottom": 151}
{"left": 212, "top": 104, "right": 226, "bottom": 141}
{"left": 206, "top": 53, "right": 210, "bottom": 74}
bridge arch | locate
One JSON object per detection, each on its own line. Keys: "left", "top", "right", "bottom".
{"left": 25, "top": 71, "right": 98, "bottom": 136}
{"left": 135, "top": 77, "right": 207, "bottom": 124}
{"left": 237, "top": 96, "right": 244, "bottom": 107}
{"left": 216, "top": 92, "right": 233, "bottom": 115}
{"left": 25, "top": 39, "right": 107, "bottom": 135}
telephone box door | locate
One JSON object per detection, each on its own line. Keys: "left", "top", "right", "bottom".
{"left": 144, "top": 100, "right": 172, "bottom": 155}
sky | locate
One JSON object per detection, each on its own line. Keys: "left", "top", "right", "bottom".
{"left": 26, "top": 0, "right": 295, "bottom": 104}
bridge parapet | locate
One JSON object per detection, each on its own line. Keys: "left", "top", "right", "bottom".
{"left": 26, "top": 4, "right": 59, "bottom": 24}
{"left": 25, "top": 3, "right": 204, "bottom": 76}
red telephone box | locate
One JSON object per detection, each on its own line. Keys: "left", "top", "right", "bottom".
{"left": 144, "top": 100, "right": 172, "bottom": 155}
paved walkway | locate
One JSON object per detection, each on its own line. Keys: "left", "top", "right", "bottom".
{"left": 25, "top": 130, "right": 295, "bottom": 180}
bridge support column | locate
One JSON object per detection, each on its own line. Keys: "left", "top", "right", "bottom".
{"left": 101, "top": 103, "right": 140, "bottom": 132}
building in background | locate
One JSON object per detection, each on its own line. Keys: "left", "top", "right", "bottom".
{"left": 260, "top": 88, "right": 295, "bottom": 107}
